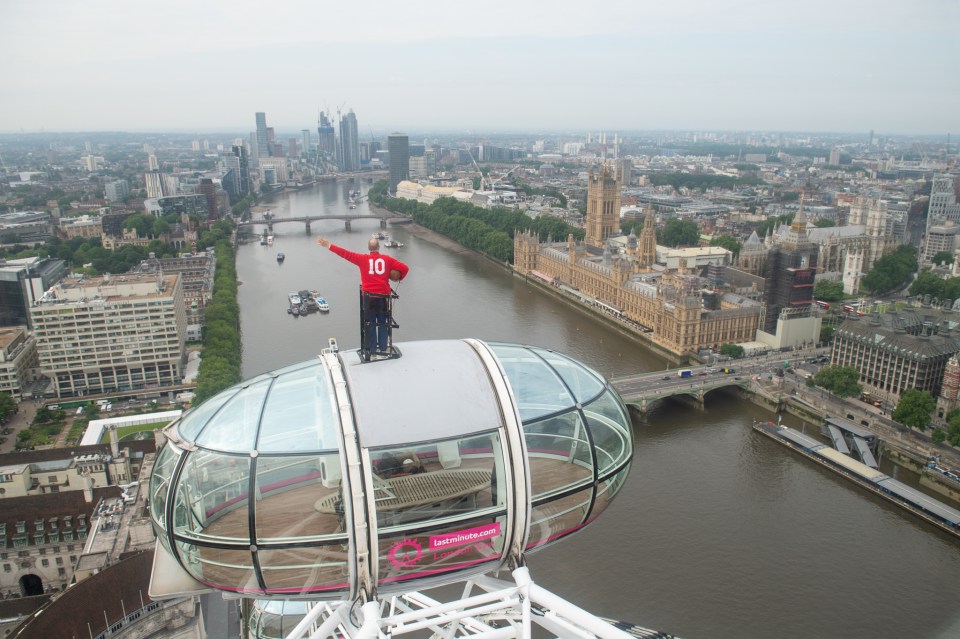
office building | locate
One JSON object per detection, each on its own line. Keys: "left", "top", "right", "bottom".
{"left": 923, "top": 175, "right": 960, "bottom": 261}
{"left": 388, "top": 133, "right": 410, "bottom": 193}
{"left": 258, "top": 157, "right": 289, "bottom": 183}
{"left": 831, "top": 308, "right": 960, "bottom": 406}
{"left": 301, "top": 129, "right": 311, "bottom": 156}
{"left": 255, "top": 112, "right": 270, "bottom": 161}
{"left": 196, "top": 178, "right": 219, "bottom": 220}
{"left": 144, "top": 171, "right": 165, "bottom": 199}
{"left": 104, "top": 180, "right": 129, "bottom": 203}
{"left": 0, "top": 327, "right": 37, "bottom": 398}
{"left": 339, "top": 109, "right": 360, "bottom": 171}
{"left": 144, "top": 194, "right": 208, "bottom": 219}
{"left": 30, "top": 272, "right": 187, "bottom": 398}
{"left": 230, "top": 144, "right": 250, "bottom": 196}
{"left": 0, "top": 257, "right": 67, "bottom": 329}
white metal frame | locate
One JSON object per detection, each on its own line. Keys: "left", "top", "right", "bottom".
{"left": 283, "top": 567, "right": 635, "bottom": 639}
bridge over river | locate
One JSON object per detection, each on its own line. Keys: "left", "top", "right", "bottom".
{"left": 610, "top": 346, "right": 830, "bottom": 412}
{"left": 238, "top": 211, "right": 410, "bottom": 234}
{"left": 611, "top": 367, "right": 751, "bottom": 412}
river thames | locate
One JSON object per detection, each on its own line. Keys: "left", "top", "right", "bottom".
{"left": 235, "top": 182, "right": 960, "bottom": 639}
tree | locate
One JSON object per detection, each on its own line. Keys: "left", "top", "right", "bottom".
{"left": 719, "top": 343, "right": 744, "bottom": 358}
{"left": 0, "top": 392, "right": 15, "bottom": 422}
{"left": 932, "top": 251, "right": 954, "bottom": 266}
{"left": 910, "top": 269, "right": 946, "bottom": 298}
{"left": 813, "top": 218, "right": 834, "bottom": 228}
{"left": 658, "top": 218, "right": 700, "bottom": 247}
{"left": 891, "top": 388, "right": 936, "bottom": 431}
{"left": 861, "top": 244, "right": 918, "bottom": 295}
{"left": 152, "top": 218, "right": 170, "bottom": 237}
{"left": 813, "top": 280, "right": 844, "bottom": 302}
{"left": 819, "top": 325, "right": 834, "bottom": 344}
{"left": 812, "top": 365, "right": 862, "bottom": 398}
{"left": 709, "top": 235, "right": 742, "bottom": 258}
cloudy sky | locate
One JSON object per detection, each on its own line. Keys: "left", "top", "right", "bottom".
{"left": 2, "top": 0, "right": 958, "bottom": 135}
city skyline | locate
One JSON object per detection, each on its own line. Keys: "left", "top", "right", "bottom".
{"left": 2, "top": 0, "right": 958, "bottom": 135}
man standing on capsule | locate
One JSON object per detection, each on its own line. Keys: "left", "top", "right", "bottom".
{"left": 318, "top": 236, "right": 409, "bottom": 358}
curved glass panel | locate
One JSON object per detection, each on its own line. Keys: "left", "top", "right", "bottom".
{"left": 254, "top": 455, "right": 344, "bottom": 542}
{"left": 490, "top": 344, "right": 574, "bottom": 421}
{"left": 250, "top": 600, "right": 310, "bottom": 639}
{"left": 150, "top": 443, "right": 181, "bottom": 531}
{"left": 524, "top": 411, "right": 593, "bottom": 498}
{"left": 588, "top": 464, "right": 632, "bottom": 524}
{"left": 535, "top": 349, "right": 605, "bottom": 403}
{"left": 582, "top": 389, "right": 632, "bottom": 474}
{"left": 256, "top": 363, "right": 339, "bottom": 453}
{"left": 173, "top": 450, "right": 251, "bottom": 543}
{"left": 177, "top": 387, "right": 238, "bottom": 442}
{"left": 526, "top": 485, "right": 594, "bottom": 551}
{"left": 176, "top": 538, "right": 258, "bottom": 594}
{"left": 370, "top": 431, "right": 507, "bottom": 591}
{"left": 195, "top": 378, "right": 272, "bottom": 453}
{"left": 258, "top": 544, "right": 351, "bottom": 595}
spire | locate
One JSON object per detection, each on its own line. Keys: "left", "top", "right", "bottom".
{"left": 791, "top": 194, "right": 809, "bottom": 231}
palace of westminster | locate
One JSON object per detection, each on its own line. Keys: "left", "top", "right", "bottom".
{"left": 511, "top": 163, "right": 882, "bottom": 358}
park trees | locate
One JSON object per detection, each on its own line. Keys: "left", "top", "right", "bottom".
{"left": 813, "top": 280, "right": 844, "bottom": 302}
{"left": 861, "top": 245, "right": 918, "bottom": 295}
{"left": 709, "top": 235, "right": 742, "bottom": 258}
{"left": 658, "top": 218, "right": 700, "bottom": 248}
{"left": 812, "top": 365, "right": 862, "bottom": 398}
{"left": 891, "top": 389, "right": 936, "bottom": 431}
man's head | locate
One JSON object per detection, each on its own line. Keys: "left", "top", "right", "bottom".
{"left": 368, "top": 238, "right": 380, "bottom": 252}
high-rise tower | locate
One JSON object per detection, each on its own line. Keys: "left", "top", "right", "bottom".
{"left": 339, "top": 110, "right": 360, "bottom": 171}
{"left": 255, "top": 112, "right": 270, "bottom": 160}
{"left": 318, "top": 112, "right": 336, "bottom": 156}
{"left": 231, "top": 145, "right": 249, "bottom": 196}
{"left": 388, "top": 133, "right": 410, "bottom": 193}
{"left": 585, "top": 164, "right": 620, "bottom": 249}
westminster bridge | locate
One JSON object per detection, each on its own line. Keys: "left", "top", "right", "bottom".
{"left": 610, "top": 346, "right": 830, "bottom": 413}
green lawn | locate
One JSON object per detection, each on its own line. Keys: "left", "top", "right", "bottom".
{"left": 99, "top": 421, "right": 170, "bottom": 443}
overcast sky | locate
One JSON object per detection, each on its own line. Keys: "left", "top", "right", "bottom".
{"left": 2, "top": 0, "right": 958, "bottom": 135}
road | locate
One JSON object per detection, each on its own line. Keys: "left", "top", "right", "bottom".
{"left": 0, "top": 400, "right": 38, "bottom": 454}
{"left": 612, "top": 346, "right": 831, "bottom": 398}
{"left": 774, "top": 373, "right": 960, "bottom": 470}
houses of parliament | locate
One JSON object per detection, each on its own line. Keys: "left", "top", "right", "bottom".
{"left": 513, "top": 164, "right": 767, "bottom": 357}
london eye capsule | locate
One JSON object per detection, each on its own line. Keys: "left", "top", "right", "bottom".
{"left": 148, "top": 339, "right": 633, "bottom": 601}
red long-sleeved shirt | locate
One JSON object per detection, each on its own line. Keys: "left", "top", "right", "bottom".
{"left": 328, "top": 244, "right": 409, "bottom": 295}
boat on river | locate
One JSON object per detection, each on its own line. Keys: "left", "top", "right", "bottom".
{"left": 384, "top": 240, "right": 404, "bottom": 248}
{"left": 315, "top": 296, "right": 330, "bottom": 312}
{"left": 276, "top": 252, "right": 285, "bottom": 263}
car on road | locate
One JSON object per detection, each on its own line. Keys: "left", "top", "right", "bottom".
{"left": 698, "top": 372, "right": 707, "bottom": 376}
{"left": 662, "top": 376, "right": 670, "bottom": 381}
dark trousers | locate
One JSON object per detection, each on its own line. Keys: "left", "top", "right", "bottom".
{"left": 363, "top": 294, "right": 390, "bottom": 352}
